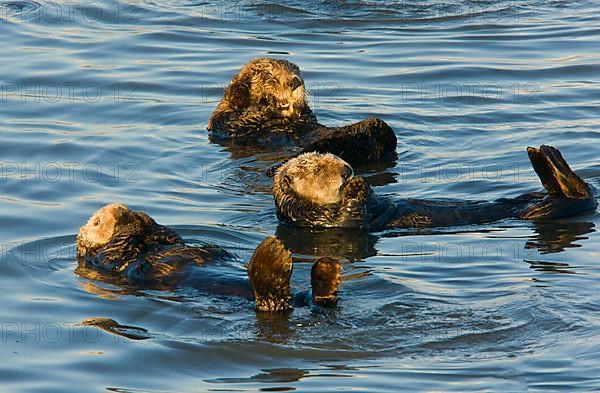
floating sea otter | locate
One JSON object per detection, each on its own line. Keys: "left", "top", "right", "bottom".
{"left": 207, "top": 58, "right": 397, "bottom": 165}
{"left": 273, "top": 146, "right": 597, "bottom": 230}
{"left": 76, "top": 204, "right": 341, "bottom": 311}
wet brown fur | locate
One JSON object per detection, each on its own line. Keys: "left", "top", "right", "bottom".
{"left": 78, "top": 205, "right": 343, "bottom": 311}
{"left": 274, "top": 153, "right": 370, "bottom": 228}
{"left": 208, "top": 58, "right": 311, "bottom": 136}
{"left": 207, "top": 58, "right": 397, "bottom": 164}
{"left": 311, "top": 257, "right": 342, "bottom": 305}
{"left": 247, "top": 236, "right": 293, "bottom": 312}
{"left": 274, "top": 147, "right": 597, "bottom": 229}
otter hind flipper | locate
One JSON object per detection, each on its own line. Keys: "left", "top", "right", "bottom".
{"left": 523, "top": 145, "right": 596, "bottom": 219}
{"left": 247, "top": 237, "right": 293, "bottom": 312}
{"left": 528, "top": 145, "right": 592, "bottom": 200}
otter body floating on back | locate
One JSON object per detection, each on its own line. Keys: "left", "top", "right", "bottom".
{"left": 77, "top": 204, "right": 341, "bottom": 311}
{"left": 273, "top": 146, "right": 597, "bottom": 230}
{"left": 207, "top": 58, "right": 397, "bottom": 165}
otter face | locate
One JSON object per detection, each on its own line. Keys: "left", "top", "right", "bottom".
{"left": 77, "top": 203, "right": 139, "bottom": 255}
{"left": 239, "top": 58, "right": 307, "bottom": 118}
{"left": 275, "top": 152, "right": 353, "bottom": 205}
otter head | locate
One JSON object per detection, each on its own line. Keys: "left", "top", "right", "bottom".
{"left": 273, "top": 152, "right": 369, "bottom": 228}
{"left": 221, "top": 58, "right": 307, "bottom": 119}
{"left": 276, "top": 152, "right": 353, "bottom": 205}
{"left": 77, "top": 203, "right": 148, "bottom": 257}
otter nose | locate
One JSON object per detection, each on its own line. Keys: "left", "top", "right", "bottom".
{"left": 290, "top": 75, "right": 302, "bottom": 91}
{"left": 342, "top": 164, "right": 353, "bottom": 182}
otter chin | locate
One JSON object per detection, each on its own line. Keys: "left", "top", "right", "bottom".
{"left": 273, "top": 147, "right": 597, "bottom": 230}
{"left": 207, "top": 58, "right": 397, "bottom": 165}
{"left": 77, "top": 204, "right": 343, "bottom": 311}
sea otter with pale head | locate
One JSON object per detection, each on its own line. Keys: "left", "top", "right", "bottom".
{"left": 273, "top": 146, "right": 597, "bottom": 230}
{"left": 76, "top": 203, "right": 341, "bottom": 312}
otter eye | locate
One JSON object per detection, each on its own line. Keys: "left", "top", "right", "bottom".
{"left": 290, "top": 76, "right": 302, "bottom": 91}
{"left": 342, "top": 165, "right": 353, "bottom": 182}
{"left": 93, "top": 218, "right": 101, "bottom": 226}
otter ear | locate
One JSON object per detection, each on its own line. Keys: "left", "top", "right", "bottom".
{"left": 266, "top": 163, "right": 283, "bottom": 177}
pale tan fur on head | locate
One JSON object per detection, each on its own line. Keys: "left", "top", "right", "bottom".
{"left": 77, "top": 203, "right": 138, "bottom": 255}
{"left": 275, "top": 152, "right": 354, "bottom": 205}
{"left": 224, "top": 58, "right": 307, "bottom": 117}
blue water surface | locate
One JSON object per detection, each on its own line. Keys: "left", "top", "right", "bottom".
{"left": 1, "top": 0, "right": 600, "bottom": 391}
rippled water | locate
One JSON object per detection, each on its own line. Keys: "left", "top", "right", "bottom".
{"left": 1, "top": 0, "right": 600, "bottom": 391}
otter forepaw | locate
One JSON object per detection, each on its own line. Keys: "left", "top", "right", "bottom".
{"left": 342, "top": 177, "right": 369, "bottom": 202}
{"left": 311, "top": 257, "right": 341, "bottom": 306}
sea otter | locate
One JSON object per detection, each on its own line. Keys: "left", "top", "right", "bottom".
{"left": 273, "top": 146, "right": 597, "bottom": 230}
{"left": 207, "top": 58, "right": 397, "bottom": 165}
{"left": 76, "top": 203, "right": 341, "bottom": 311}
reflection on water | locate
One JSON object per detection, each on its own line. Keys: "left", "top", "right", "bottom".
{"left": 525, "top": 259, "right": 578, "bottom": 275}
{"left": 275, "top": 224, "right": 378, "bottom": 261}
{"left": 521, "top": 219, "right": 596, "bottom": 275}
{"left": 82, "top": 318, "right": 153, "bottom": 340}
{"left": 218, "top": 142, "right": 399, "bottom": 196}
{"left": 254, "top": 311, "right": 296, "bottom": 344}
{"left": 526, "top": 219, "right": 595, "bottom": 254}
{"left": 208, "top": 367, "right": 309, "bottom": 385}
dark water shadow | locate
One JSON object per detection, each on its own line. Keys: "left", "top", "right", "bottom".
{"left": 521, "top": 219, "right": 596, "bottom": 275}
{"left": 216, "top": 142, "right": 399, "bottom": 195}
{"left": 205, "top": 365, "right": 353, "bottom": 387}
{"left": 275, "top": 224, "right": 378, "bottom": 261}
{"left": 254, "top": 311, "right": 296, "bottom": 345}
{"left": 526, "top": 219, "right": 595, "bottom": 254}
{"left": 525, "top": 259, "right": 579, "bottom": 275}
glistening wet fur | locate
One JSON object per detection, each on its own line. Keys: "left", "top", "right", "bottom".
{"left": 207, "top": 58, "right": 397, "bottom": 165}
{"left": 77, "top": 204, "right": 343, "bottom": 311}
{"left": 273, "top": 147, "right": 597, "bottom": 230}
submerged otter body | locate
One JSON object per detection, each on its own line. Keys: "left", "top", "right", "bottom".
{"left": 76, "top": 204, "right": 229, "bottom": 287}
{"left": 273, "top": 147, "right": 597, "bottom": 230}
{"left": 77, "top": 204, "right": 341, "bottom": 311}
{"left": 207, "top": 58, "right": 397, "bottom": 165}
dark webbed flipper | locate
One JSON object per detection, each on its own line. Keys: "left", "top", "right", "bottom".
{"left": 311, "top": 257, "right": 341, "bottom": 306}
{"left": 247, "top": 237, "right": 293, "bottom": 312}
{"left": 527, "top": 145, "right": 592, "bottom": 199}
{"left": 523, "top": 145, "right": 596, "bottom": 219}
{"left": 302, "top": 118, "right": 397, "bottom": 164}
